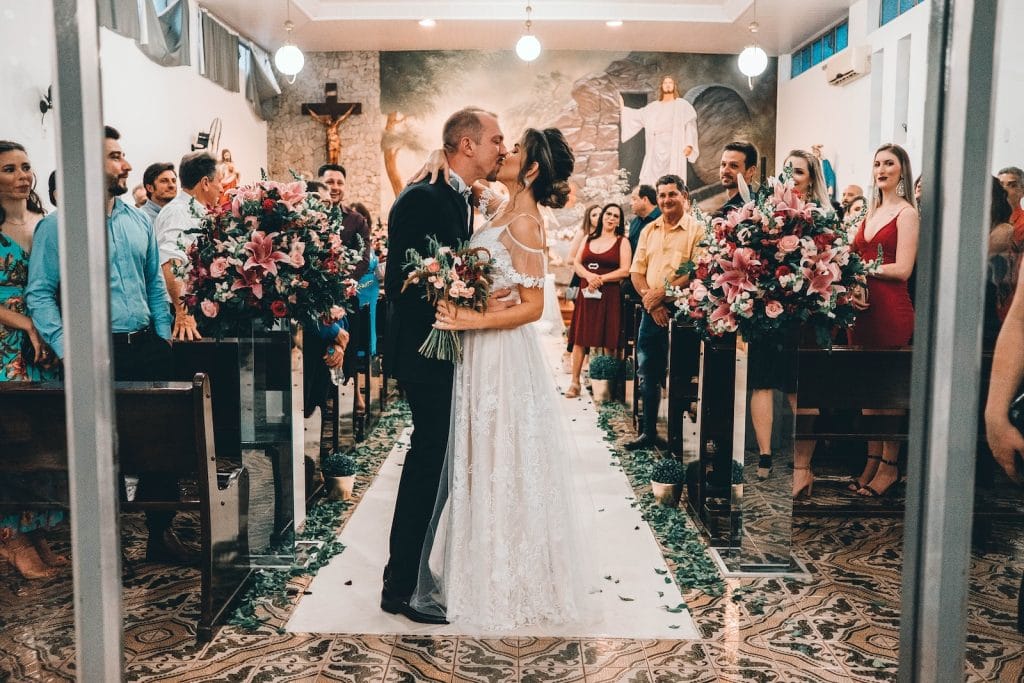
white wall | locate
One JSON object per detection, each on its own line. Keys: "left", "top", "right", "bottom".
{"left": 991, "top": 1, "right": 1024, "bottom": 175}
{"left": 0, "top": 0, "right": 267, "bottom": 203}
{"left": 775, "top": 0, "right": 930, "bottom": 193}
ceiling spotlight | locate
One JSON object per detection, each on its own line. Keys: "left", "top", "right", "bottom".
{"left": 515, "top": 2, "right": 542, "bottom": 62}
{"left": 418, "top": 18, "right": 436, "bottom": 27}
{"left": 273, "top": 1, "right": 304, "bottom": 84}
{"left": 737, "top": 21, "right": 768, "bottom": 86}
{"left": 606, "top": 20, "right": 623, "bottom": 27}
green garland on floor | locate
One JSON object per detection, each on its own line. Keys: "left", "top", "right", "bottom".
{"left": 228, "top": 400, "right": 413, "bottom": 632}
{"left": 596, "top": 402, "right": 726, "bottom": 599}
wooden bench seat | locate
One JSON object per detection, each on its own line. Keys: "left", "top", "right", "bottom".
{"left": 0, "top": 373, "right": 250, "bottom": 641}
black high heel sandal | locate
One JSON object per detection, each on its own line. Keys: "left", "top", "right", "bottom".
{"left": 856, "top": 457, "right": 900, "bottom": 498}
{"left": 757, "top": 453, "right": 773, "bottom": 480}
{"left": 848, "top": 454, "right": 881, "bottom": 492}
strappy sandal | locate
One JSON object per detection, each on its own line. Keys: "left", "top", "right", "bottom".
{"left": 856, "top": 457, "right": 899, "bottom": 498}
{"left": 564, "top": 383, "right": 581, "bottom": 399}
{"left": 757, "top": 453, "right": 773, "bottom": 480}
{"left": 848, "top": 454, "right": 881, "bottom": 492}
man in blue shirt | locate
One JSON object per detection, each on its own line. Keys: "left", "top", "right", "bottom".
{"left": 26, "top": 126, "right": 187, "bottom": 563}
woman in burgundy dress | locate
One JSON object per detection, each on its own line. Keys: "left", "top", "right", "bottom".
{"left": 565, "top": 203, "right": 632, "bottom": 397}
{"left": 848, "top": 143, "right": 920, "bottom": 497}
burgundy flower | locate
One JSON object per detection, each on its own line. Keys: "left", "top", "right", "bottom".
{"left": 270, "top": 300, "right": 288, "bottom": 318}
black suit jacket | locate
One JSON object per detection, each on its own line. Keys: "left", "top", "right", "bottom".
{"left": 383, "top": 179, "right": 471, "bottom": 385}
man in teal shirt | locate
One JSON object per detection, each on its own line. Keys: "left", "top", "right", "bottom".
{"left": 25, "top": 126, "right": 186, "bottom": 562}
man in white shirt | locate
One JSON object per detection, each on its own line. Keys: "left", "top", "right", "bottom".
{"left": 152, "top": 152, "right": 223, "bottom": 341}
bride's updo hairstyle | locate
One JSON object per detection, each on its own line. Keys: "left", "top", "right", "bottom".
{"left": 519, "top": 128, "right": 575, "bottom": 209}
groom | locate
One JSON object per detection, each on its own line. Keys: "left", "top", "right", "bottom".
{"left": 381, "top": 107, "right": 507, "bottom": 623}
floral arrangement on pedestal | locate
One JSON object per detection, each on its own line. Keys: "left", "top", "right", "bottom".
{"left": 176, "top": 179, "right": 363, "bottom": 338}
{"left": 671, "top": 176, "right": 878, "bottom": 347}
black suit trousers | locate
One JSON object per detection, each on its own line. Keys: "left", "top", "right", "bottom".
{"left": 382, "top": 378, "right": 453, "bottom": 599}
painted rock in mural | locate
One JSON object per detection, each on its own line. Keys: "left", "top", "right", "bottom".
{"left": 684, "top": 84, "right": 753, "bottom": 187}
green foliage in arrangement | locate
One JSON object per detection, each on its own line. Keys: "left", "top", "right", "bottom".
{"left": 589, "top": 354, "right": 628, "bottom": 381}
{"left": 650, "top": 458, "right": 686, "bottom": 485}
{"left": 321, "top": 451, "right": 357, "bottom": 477}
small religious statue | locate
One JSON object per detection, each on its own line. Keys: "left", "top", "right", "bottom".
{"left": 620, "top": 75, "right": 700, "bottom": 187}
{"left": 302, "top": 83, "right": 362, "bottom": 166}
{"left": 218, "top": 148, "right": 239, "bottom": 193}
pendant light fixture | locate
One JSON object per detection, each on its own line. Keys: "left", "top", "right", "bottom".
{"left": 515, "top": 2, "right": 541, "bottom": 62}
{"left": 274, "top": 0, "right": 305, "bottom": 84}
{"left": 737, "top": 21, "right": 768, "bottom": 88}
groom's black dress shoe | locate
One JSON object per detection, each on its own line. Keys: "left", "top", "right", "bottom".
{"left": 381, "top": 596, "right": 450, "bottom": 625}
{"left": 624, "top": 434, "right": 668, "bottom": 451}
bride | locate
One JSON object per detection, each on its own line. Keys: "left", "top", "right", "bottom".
{"left": 409, "top": 128, "right": 593, "bottom": 630}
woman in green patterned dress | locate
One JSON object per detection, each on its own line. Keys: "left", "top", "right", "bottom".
{"left": 0, "top": 140, "right": 64, "bottom": 579}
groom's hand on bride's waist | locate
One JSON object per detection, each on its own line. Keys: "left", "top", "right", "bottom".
{"left": 487, "top": 288, "right": 514, "bottom": 311}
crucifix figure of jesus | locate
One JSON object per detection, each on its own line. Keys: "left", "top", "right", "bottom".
{"left": 301, "top": 83, "right": 363, "bottom": 165}
{"left": 308, "top": 105, "right": 356, "bottom": 165}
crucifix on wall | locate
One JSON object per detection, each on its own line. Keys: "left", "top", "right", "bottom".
{"left": 301, "top": 82, "right": 362, "bottom": 165}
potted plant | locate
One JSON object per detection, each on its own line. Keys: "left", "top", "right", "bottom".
{"left": 588, "top": 354, "right": 620, "bottom": 403}
{"left": 650, "top": 457, "right": 685, "bottom": 507}
{"left": 321, "top": 451, "right": 357, "bottom": 500}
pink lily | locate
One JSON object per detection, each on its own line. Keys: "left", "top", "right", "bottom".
{"left": 243, "top": 231, "right": 290, "bottom": 276}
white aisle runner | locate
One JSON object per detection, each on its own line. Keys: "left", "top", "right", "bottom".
{"left": 287, "top": 334, "right": 699, "bottom": 639}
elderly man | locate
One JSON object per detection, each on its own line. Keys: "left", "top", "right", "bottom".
{"left": 626, "top": 174, "right": 704, "bottom": 451}
{"left": 152, "top": 152, "right": 222, "bottom": 341}
{"left": 841, "top": 184, "right": 864, "bottom": 210}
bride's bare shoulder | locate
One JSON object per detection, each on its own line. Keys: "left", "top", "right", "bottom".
{"left": 506, "top": 212, "right": 545, "bottom": 250}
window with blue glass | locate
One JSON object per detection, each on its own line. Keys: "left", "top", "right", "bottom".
{"left": 881, "top": 0, "right": 924, "bottom": 25}
{"left": 791, "top": 21, "right": 849, "bottom": 78}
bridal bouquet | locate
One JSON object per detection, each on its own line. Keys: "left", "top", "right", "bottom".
{"left": 670, "top": 175, "right": 877, "bottom": 347}
{"left": 401, "top": 237, "right": 492, "bottom": 362}
{"left": 176, "top": 179, "right": 363, "bottom": 338}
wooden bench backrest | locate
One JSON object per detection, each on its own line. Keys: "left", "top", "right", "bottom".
{"left": 0, "top": 374, "right": 211, "bottom": 474}
{"left": 797, "top": 348, "right": 912, "bottom": 410}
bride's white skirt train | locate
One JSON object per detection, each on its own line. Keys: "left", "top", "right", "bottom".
{"left": 411, "top": 323, "right": 593, "bottom": 631}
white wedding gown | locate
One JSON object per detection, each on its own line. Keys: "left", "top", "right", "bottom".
{"left": 410, "top": 217, "right": 593, "bottom": 631}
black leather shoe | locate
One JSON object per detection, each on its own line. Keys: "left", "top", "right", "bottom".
{"left": 624, "top": 434, "right": 667, "bottom": 451}
{"left": 380, "top": 596, "right": 449, "bottom": 625}
{"left": 145, "top": 528, "right": 199, "bottom": 564}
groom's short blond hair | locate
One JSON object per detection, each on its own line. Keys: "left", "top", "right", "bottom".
{"left": 442, "top": 107, "right": 497, "bottom": 153}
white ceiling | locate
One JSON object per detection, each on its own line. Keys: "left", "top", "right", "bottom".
{"left": 200, "top": 0, "right": 855, "bottom": 56}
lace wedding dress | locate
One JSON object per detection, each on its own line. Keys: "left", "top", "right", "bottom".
{"left": 410, "top": 217, "right": 593, "bottom": 631}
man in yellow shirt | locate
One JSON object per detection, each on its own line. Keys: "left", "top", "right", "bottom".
{"left": 626, "top": 174, "right": 705, "bottom": 450}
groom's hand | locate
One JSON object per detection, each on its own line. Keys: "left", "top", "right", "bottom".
{"left": 487, "top": 287, "right": 514, "bottom": 311}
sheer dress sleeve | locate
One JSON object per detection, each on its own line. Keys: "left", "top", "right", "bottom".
{"left": 499, "top": 219, "right": 547, "bottom": 289}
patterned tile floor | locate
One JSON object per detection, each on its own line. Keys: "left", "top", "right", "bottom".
{"left": 1, "top": 417, "right": 1023, "bottom": 681}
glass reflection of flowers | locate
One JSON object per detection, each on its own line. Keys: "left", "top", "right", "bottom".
{"left": 670, "top": 175, "right": 879, "bottom": 347}
{"left": 176, "top": 179, "right": 363, "bottom": 338}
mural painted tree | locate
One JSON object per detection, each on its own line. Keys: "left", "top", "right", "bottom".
{"left": 379, "top": 51, "right": 474, "bottom": 198}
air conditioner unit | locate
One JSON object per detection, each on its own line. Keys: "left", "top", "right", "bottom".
{"left": 823, "top": 46, "right": 871, "bottom": 86}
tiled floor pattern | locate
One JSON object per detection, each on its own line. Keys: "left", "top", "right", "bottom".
{"left": 1, "top": 417, "right": 1023, "bottom": 680}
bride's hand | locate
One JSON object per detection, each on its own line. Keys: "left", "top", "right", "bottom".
{"left": 407, "top": 149, "right": 450, "bottom": 185}
{"left": 435, "top": 301, "right": 482, "bottom": 331}
{"left": 486, "top": 287, "right": 514, "bottom": 312}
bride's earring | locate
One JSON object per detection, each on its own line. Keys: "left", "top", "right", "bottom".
{"left": 897, "top": 178, "right": 906, "bottom": 197}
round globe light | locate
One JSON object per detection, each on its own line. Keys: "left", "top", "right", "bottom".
{"left": 515, "top": 34, "right": 541, "bottom": 62}
{"left": 274, "top": 44, "right": 305, "bottom": 76}
{"left": 737, "top": 45, "right": 768, "bottom": 77}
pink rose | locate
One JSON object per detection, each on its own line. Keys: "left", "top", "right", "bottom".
{"left": 778, "top": 235, "right": 801, "bottom": 253}
{"left": 209, "top": 257, "right": 229, "bottom": 279}
{"left": 765, "top": 300, "right": 784, "bottom": 318}
{"left": 200, "top": 300, "right": 219, "bottom": 318}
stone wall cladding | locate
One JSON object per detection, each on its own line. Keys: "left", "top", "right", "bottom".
{"left": 267, "top": 51, "right": 383, "bottom": 220}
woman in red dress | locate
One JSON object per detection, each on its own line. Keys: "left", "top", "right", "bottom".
{"left": 565, "top": 203, "right": 632, "bottom": 397}
{"left": 848, "top": 143, "right": 920, "bottom": 497}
